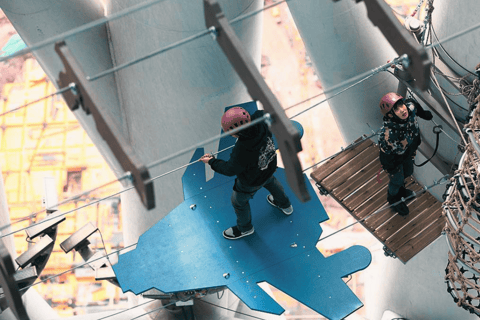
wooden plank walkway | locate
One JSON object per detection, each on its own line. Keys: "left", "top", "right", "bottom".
{"left": 310, "top": 137, "right": 445, "bottom": 263}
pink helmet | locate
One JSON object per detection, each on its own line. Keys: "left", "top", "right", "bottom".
{"left": 379, "top": 92, "right": 404, "bottom": 116}
{"left": 221, "top": 107, "right": 251, "bottom": 132}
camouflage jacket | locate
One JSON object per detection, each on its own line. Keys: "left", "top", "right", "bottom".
{"left": 378, "top": 100, "right": 421, "bottom": 173}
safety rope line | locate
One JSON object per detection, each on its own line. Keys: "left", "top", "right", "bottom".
{"left": 411, "top": 0, "right": 425, "bottom": 17}
{"left": 0, "top": 183, "right": 133, "bottom": 239}
{"left": 194, "top": 174, "right": 450, "bottom": 304}
{"left": 0, "top": 50, "right": 390, "bottom": 237}
{"left": 96, "top": 299, "right": 157, "bottom": 320}
{"left": 0, "top": 0, "right": 167, "bottom": 63}
{"left": 87, "top": 28, "right": 214, "bottom": 81}
{"left": 301, "top": 131, "right": 380, "bottom": 173}
{"left": 0, "top": 116, "right": 268, "bottom": 237}
{"left": 145, "top": 114, "right": 269, "bottom": 170}
{"left": 431, "top": 72, "right": 468, "bottom": 145}
{"left": 198, "top": 299, "right": 267, "bottom": 320}
{"left": 0, "top": 84, "right": 75, "bottom": 117}
{"left": 431, "top": 119, "right": 465, "bottom": 148}
{"left": 12, "top": 169, "right": 447, "bottom": 317}
{"left": 129, "top": 300, "right": 183, "bottom": 320}
{"left": 88, "top": 0, "right": 290, "bottom": 81}
{"left": 316, "top": 176, "right": 449, "bottom": 244}
{"left": 0, "top": 42, "right": 451, "bottom": 240}
{"left": 431, "top": 24, "right": 477, "bottom": 77}
{"left": 387, "top": 70, "right": 467, "bottom": 148}
{"left": 0, "top": 171, "right": 130, "bottom": 234}
{"left": 420, "top": 0, "right": 434, "bottom": 44}
{"left": 426, "top": 20, "right": 480, "bottom": 52}
{"left": 287, "top": 55, "right": 409, "bottom": 118}
{"left": 18, "top": 243, "right": 137, "bottom": 292}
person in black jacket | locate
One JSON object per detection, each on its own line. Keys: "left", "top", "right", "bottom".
{"left": 200, "top": 107, "right": 293, "bottom": 240}
{"left": 378, "top": 92, "right": 433, "bottom": 216}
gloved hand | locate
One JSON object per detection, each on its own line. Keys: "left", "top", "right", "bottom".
{"left": 419, "top": 110, "right": 433, "bottom": 120}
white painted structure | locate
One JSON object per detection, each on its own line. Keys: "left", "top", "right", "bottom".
{"left": 1, "top": 0, "right": 479, "bottom": 318}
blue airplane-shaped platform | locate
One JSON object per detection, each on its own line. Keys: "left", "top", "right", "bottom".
{"left": 113, "top": 102, "right": 372, "bottom": 320}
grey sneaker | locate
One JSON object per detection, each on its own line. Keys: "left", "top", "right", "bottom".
{"left": 223, "top": 226, "right": 255, "bottom": 240}
{"left": 267, "top": 194, "right": 293, "bottom": 215}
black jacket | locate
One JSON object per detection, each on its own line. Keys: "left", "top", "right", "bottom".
{"left": 208, "top": 110, "right": 277, "bottom": 187}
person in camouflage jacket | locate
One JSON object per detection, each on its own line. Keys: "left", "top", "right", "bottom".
{"left": 378, "top": 92, "right": 433, "bottom": 216}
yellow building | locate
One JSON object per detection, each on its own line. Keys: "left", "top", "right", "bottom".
{"left": 0, "top": 58, "right": 125, "bottom": 316}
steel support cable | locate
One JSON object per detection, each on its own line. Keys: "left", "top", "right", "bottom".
{"left": 426, "top": 20, "right": 480, "bottom": 53}
{"left": 411, "top": 0, "right": 425, "bottom": 17}
{"left": 0, "top": 70, "right": 380, "bottom": 237}
{"left": 145, "top": 114, "right": 269, "bottom": 170}
{"left": 431, "top": 72, "right": 468, "bottom": 146}
{"left": 431, "top": 25, "right": 477, "bottom": 77}
{"left": 0, "top": 182, "right": 134, "bottom": 239}
{"left": 96, "top": 299, "right": 157, "bottom": 320}
{"left": 0, "top": 116, "right": 268, "bottom": 237}
{"left": 387, "top": 70, "right": 467, "bottom": 148}
{"left": 87, "top": 29, "right": 214, "bottom": 81}
{"left": 316, "top": 175, "right": 450, "bottom": 244}
{"left": 198, "top": 299, "right": 267, "bottom": 320}
{"left": 0, "top": 0, "right": 167, "bottom": 63}
{"left": 87, "top": 0, "right": 290, "bottom": 81}
{"left": 184, "top": 175, "right": 451, "bottom": 300}
{"left": 0, "top": 54, "right": 411, "bottom": 239}
{"left": 0, "top": 171, "right": 131, "bottom": 233}
{"left": 0, "top": 84, "right": 75, "bottom": 117}
{"left": 301, "top": 131, "right": 380, "bottom": 173}
{"left": 16, "top": 178, "right": 449, "bottom": 303}
{"left": 14, "top": 171, "right": 446, "bottom": 312}
{"left": 0, "top": 54, "right": 435, "bottom": 238}
{"left": 129, "top": 300, "right": 189, "bottom": 320}
{"left": 4, "top": 129, "right": 379, "bottom": 240}
{"left": 0, "top": 69, "right": 375, "bottom": 237}
{"left": 18, "top": 243, "right": 137, "bottom": 293}
{"left": 286, "top": 55, "right": 410, "bottom": 118}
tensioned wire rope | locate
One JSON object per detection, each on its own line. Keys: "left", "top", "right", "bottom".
{"left": 0, "top": 84, "right": 76, "bottom": 118}
{"left": 0, "top": 50, "right": 394, "bottom": 238}
{"left": 2, "top": 0, "right": 478, "bottom": 237}
{"left": 0, "top": 2, "right": 469, "bottom": 317}
{"left": 0, "top": 0, "right": 466, "bottom": 273}
{"left": 0, "top": 0, "right": 292, "bottom": 119}
{"left": 14, "top": 172, "right": 449, "bottom": 319}
{"left": 0, "top": 46, "right": 464, "bottom": 238}
{"left": 0, "top": 0, "right": 296, "bottom": 232}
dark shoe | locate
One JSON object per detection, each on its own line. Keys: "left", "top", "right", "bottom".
{"left": 387, "top": 191, "right": 409, "bottom": 216}
{"left": 267, "top": 194, "right": 293, "bottom": 215}
{"left": 223, "top": 226, "right": 254, "bottom": 240}
{"left": 399, "top": 186, "right": 415, "bottom": 200}
{"left": 394, "top": 202, "right": 409, "bottom": 216}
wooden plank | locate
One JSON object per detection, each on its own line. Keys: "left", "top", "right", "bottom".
{"left": 371, "top": 193, "right": 435, "bottom": 241}
{"left": 332, "top": 158, "right": 382, "bottom": 201}
{"left": 310, "top": 138, "right": 373, "bottom": 184}
{"left": 351, "top": 184, "right": 389, "bottom": 220}
{"left": 386, "top": 202, "right": 443, "bottom": 252}
{"left": 365, "top": 183, "right": 426, "bottom": 233}
{"left": 352, "top": 176, "right": 418, "bottom": 221}
{"left": 322, "top": 146, "right": 379, "bottom": 191}
{"left": 395, "top": 217, "right": 445, "bottom": 262}
{"left": 344, "top": 172, "right": 389, "bottom": 212}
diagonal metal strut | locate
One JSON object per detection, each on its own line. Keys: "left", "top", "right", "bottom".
{"left": 54, "top": 42, "right": 155, "bottom": 210}
{"left": 204, "top": 0, "right": 310, "bottom": 202}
